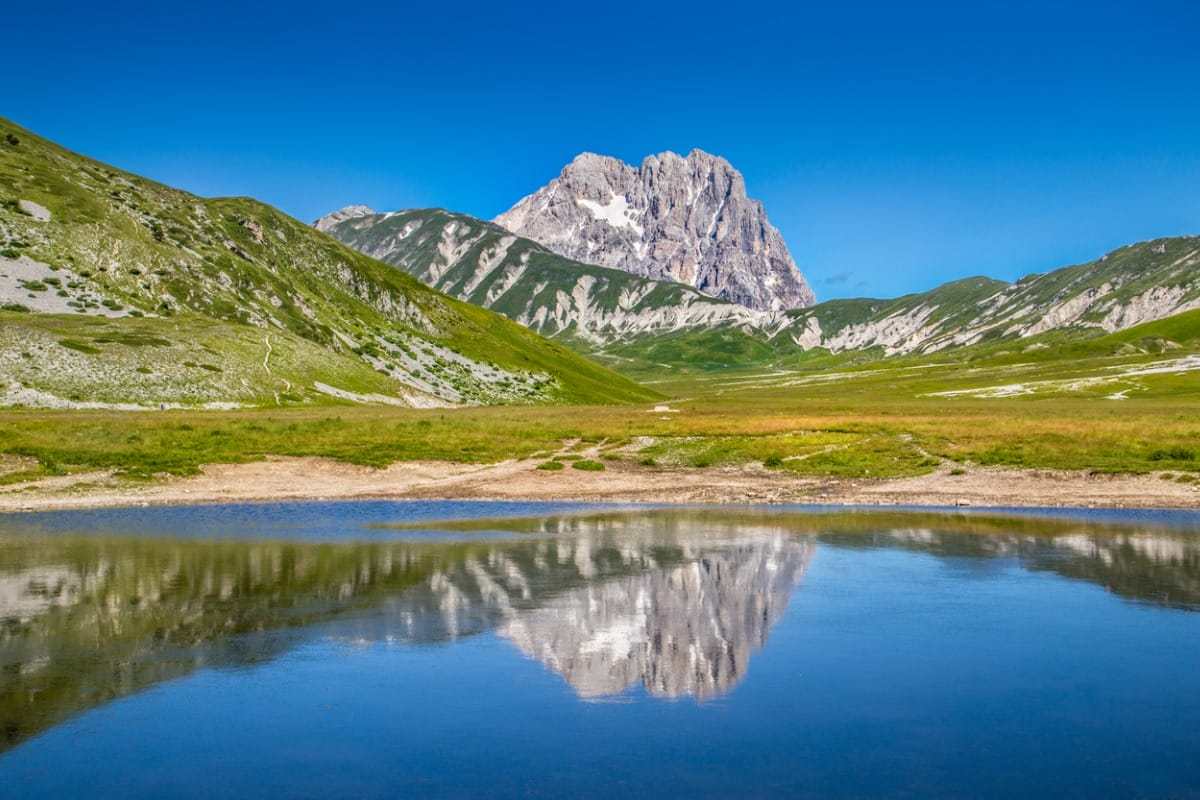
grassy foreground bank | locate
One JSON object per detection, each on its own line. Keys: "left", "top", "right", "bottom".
{"left": 0, "top": 394, "right": 1196, "bottom": 487}
{"left": 2, "top": 338, "right": 1197, "bottom": 487}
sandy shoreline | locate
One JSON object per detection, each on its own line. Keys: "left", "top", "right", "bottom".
{"left": 0, "top": 454, "right": 1197, "bottom": 513}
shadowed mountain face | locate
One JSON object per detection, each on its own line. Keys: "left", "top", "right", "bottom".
{"left": 2, "top": 506, "right": 1198, "bottom": 752}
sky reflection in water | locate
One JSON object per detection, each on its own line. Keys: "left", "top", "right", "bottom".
{"left": 1, "top": 502, "right": 1199, "bottom": 798}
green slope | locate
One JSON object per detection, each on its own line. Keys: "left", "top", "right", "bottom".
{"left": 1099, "top": 307, "right": 1200, "bottom": 348}
{"left": 0, "top": 311, "right": 414, "bottom": 408}
{"left": 0, "top": 118, "right": 657, "bottom": 407}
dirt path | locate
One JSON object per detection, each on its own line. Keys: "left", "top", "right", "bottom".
{"left": 0, "top": 451, "right": 1196, "bottom": 512}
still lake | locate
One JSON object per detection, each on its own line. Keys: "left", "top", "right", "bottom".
{"left": 2, "top": 501, "right": 1199, "bottom": 798}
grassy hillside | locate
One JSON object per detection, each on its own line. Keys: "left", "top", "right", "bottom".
{"left": 0, "top": 311, "right": 416, "bottom": 408}
{"left": 0, "top": 118, "right": 657, "bottom": 407}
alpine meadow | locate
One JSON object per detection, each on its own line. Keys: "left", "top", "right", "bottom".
{"left": 1, "top": 115, "right": 1197, "bottom": 501}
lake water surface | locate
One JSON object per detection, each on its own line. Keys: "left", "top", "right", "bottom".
{"left": 2, "top": 502, "right": 1199, "bottom": 798}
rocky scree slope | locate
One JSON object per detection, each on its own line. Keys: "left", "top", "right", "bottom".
{"left": 779, "top": 237, "right": 1200, "bottom": 360}
{"left": 0, "top": 118, "right": 656, "bottom": 408}
{"left": 493, "top": 150, "right": 816, "bottom": 313}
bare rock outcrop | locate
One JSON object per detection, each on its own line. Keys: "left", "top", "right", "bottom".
{"left": 495, "top": 150, "right": 815, "bottom": 312}
{"left": 313, "top": 204, "right": 375, "bottom": 234}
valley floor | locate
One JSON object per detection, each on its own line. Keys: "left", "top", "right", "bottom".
{"left": 1, "top": 454, "right": 1196, "bottom": 513}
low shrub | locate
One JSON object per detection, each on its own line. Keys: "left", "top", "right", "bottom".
{"left": 1150, "top": 446, "right": 1195, "bottom": 462}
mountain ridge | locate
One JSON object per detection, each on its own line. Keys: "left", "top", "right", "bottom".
{"left": 320, "top": 202, "right": 1200, "bottom": 371}
{"left": 315, "top": 206, "right": 768, "bottom": 347}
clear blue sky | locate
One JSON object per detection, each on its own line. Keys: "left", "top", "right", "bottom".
{"left": 8, "top": 1, "right": 1199, "bottom": 300}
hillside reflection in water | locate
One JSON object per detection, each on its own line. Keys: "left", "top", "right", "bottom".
{"left": 2, "top": 503, "right": 1199, "bottom": 759}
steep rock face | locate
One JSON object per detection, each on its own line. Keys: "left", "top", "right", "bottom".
{"left": 495, "top": 150, "right": 815, "bottom": 312}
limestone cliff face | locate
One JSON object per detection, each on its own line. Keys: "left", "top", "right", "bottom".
{"left": 494, "top": 150, "right": 815, "bottom": 312}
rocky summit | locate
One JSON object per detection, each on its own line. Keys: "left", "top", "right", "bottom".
{"left": 494, "top": 150, "right": 815, "bottom": 312}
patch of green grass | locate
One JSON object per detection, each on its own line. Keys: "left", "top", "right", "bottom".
{"left": 639, "top": 432, "right": 867, "bottom": 474}
{"left": 98, "top": 332, "right": 172, "bottom": 347}
{"left": 571, "top": 459, "right": 605, "bottom": 471}
{"left": 791, "top": 435, "right": 933, "bottom": 479}
{"left": 57, "top": 338, "right": 101, "bottom": 355}
{"left": 0, "top": 467, "right": 50, "bottom": 486}
{"left": 0, "top": 406, "right": 597, "bottom": 474}
{"left": 536, "top": 460, "right": 564, "bottom": 471}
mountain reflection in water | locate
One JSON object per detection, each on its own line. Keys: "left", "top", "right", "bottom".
{"left": 499, "top": 535, "right": 812, "bottom": 699}
{"left": 2, "top": 505, "right": 1199, "bottom": 752}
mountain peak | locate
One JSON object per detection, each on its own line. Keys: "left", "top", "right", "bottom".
{"left": 496, "top": 151, "right": 813, "bottom": 311}
{"left": 313, "top": 204, "right": 376, "bottom": 233}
